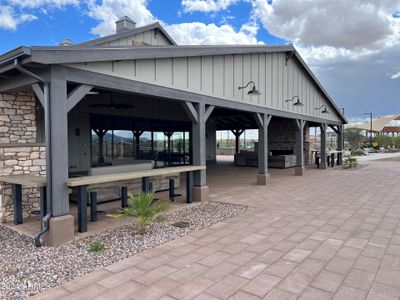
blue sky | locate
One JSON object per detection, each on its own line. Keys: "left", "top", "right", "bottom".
{"left": 0, "top": 0, "right": 284, "bottom": 53}
{"left": 0, "top": 0, "right": 399, "bottom": 120}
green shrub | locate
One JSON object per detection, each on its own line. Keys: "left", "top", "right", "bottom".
{"left": 352, "top": 149, "right": 364, "bottom": 156}
{"left": 344, "top": 157, "right": 358, "bottom": 169}
{"left": 109, "top": 193, "right": 170, "bottom": 234}
{"left": 393, "top": 137, "right": 400, "bottom": 149}
{"left": 88, "top": 240, "right": 104, "bottom": 252}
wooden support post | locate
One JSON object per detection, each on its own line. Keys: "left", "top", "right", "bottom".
{"left": 93, "top": 129, "right": 108, "bottom": 163}
{"left": 164, "top": 132, "right": 174, "bottom": 166}
{"left": 49, "top": 78, "right": 70, "bottom": 217}
{"left": 133, "top": 130, "right": 144, "bottom": 159}
{"left": 142, "top": 177, "right": 150, "bottom": 194}
{"left": 337, "top": 125, "right": 344, "bottom": 165}
{"left": 90, "top": 192, "right": 97, "bottom": 222}
{"left": 231, "top": 129, "right": 245, "bottom": 154}
{"left": 12, "top": 184, "right": 22, "bottom": 225}
{"left": 295, "top": 119, "right": 306, "bottom": 176}
{"left": 320, "top": 123, "right": 327, "bottom": 169}
{"left": 254, "top": 113, "right": 272, "bottom": 185}
{"left": 77, "top": 185, "right": 88, "bottom": 232}
{"left": 66, "top": 84, "right": 93, "bottom": 112}
{"left": 121, "top": 186, "right": 128, "bottom": 208}
{"left": 184, "top": 102, "right": 209, "bottom": 201}
{"left": 186, "top": 171, "right": 193, "bottom": 203}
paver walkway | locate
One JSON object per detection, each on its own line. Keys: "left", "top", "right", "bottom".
{"left": 32, "top": 160, "right": 400, "bottom": 299}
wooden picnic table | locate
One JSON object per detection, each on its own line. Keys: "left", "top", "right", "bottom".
{"left": 0, "top": 165, "right": 206, "bottom": 232}
{"left": 67, "top": 165, "right": 206, "bottom": 233}
{"left": 0, "top": 175, "right": 47, "bottom": 225}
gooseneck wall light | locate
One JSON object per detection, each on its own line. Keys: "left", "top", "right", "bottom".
{"left": 238, "top": 81, "right": 261, "bottom": 96}
{"left": 285, "top": 95, "right": 303, "bottom": 106}
{"left": 315, "top": 105, "right": 329, "bottom": 114}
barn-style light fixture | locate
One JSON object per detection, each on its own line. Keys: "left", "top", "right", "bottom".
{"left": 285, "top": 95, "right": 303, "bottom": 106}
{"left": 315, "top": 105, "right": 329, "bottom": 114}
{"left": 238, "top": 81, "right": 261, "bottom": 96}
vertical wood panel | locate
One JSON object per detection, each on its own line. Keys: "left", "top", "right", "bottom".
{"left": 136, "top": 59, "right": 155, "bottom": 82}
{"left": 87, "top": 62, "right": 113, "bottom": 72}
{"left": 271, "top": 53, "right": 278, "bottom": 108}
{"left": 259, "top": 53, "right": 266, "bottom": 106}
{"left": 277, "top": 53, "right": 283, "bottom": 109}
{"left": 251, "top": 53, "right": 259, "bottom": 105}
{"left": 114, "top": 60, "right": 136, "bottom": 78}
{"left": 213, "top": 56, "right": 224, "bottom": 97}
{"left": 233, "top": 54, "right": 243, "bottom": 101}
{"left": 71, "top": 52, "right": 343, "bottom": 122}
{"left": 188, "top": 57, "right": 201, "bottom": 91}
{"left": 266, "top": 53, "right": 273, "bottom": 107}
{"left": 173, "top": 57, "right": 188, "bottom": 89}
{"left": 156, "top": 58, "right": 173, "bottom": 86}
{"left": 282, "top": 53, "right": 288, "bottom": 110}
{"left": 243, "top": 54, "right": 251, "bottom": 103}
{"left": 201, "top": 56, "right": 213, "bottom": 94}
{"left": 224, "top": 55, "right": 234, "bottom": 99}
{"left": 143, "top": 31, "right": 152, "bottom": 44}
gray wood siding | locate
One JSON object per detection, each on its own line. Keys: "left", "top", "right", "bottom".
{"left": 67, "top": 52, "right": 341, "bottom": 122}
{"left": 97, "top": 29, "right": 173, "bottom": 46}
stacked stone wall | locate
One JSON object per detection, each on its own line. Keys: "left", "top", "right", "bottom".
{"left": 0, "top": 145, "right": 46, "bottom": 222}
{"left": 0, "top": 91, "right": 37, "bottom": 144}
{"left": 268, "top": 118, "right": 311, "bottom": 165}
{"left": 0, "top": 91, "right": 46, "bottom": 223}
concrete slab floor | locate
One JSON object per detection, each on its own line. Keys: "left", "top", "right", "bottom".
{"left": 27, "top": 158, "right": 400, "bottom": 299}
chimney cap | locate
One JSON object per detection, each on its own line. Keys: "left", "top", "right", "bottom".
{"left": 116, "top": 16, "right": 136, "bottom": 33}
{"left": 59, "top": 39, "right": 75, "bottom": 46}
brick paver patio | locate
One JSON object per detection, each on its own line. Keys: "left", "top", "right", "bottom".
{"left": 32, "top": 159, "right": 400, "bottom": 299}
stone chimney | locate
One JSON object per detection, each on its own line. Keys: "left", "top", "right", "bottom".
{"left": 59, "top": 39, "right": 75, "bottom": 46}
{"left": 116, "top": 16, "right": 136, "bottom": 33}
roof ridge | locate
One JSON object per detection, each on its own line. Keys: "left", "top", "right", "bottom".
{"left": 77, "top": 22, "right": 163, "bottom": 46}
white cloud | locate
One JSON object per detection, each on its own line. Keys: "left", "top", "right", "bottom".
{"left": 391, "top": 71, "right": 400, "bottom": 79}
{"left": 250, "top": 0, "right": 400, "bottom": 60}
{"left": 166, "top": 22, "right": 260, "bottom": 45}
{"left": 9, "top": 0, "right": 79, "bottom": 9}
{"left": 87, "top": 0, "right": 156, "bottom": 36}
{"left": 247, "top": 0, "right": 400, "bottom": 117}
{"left": 0, "top": 6, "right": 37, "bottom": 30}
{"left": 182, "top": 0, "right": 238, "bottom": 13}
{"left": 0, "top": 0, "right": 78, "bottom": 31}
{"left": 86, "top": 0, "right": 261, "bottom": 44}
{"left": 252, "top": 0, "right": 399, "bottom": 49}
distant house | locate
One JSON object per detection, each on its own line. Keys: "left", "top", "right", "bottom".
{"left": 0, "top": 16, "right": 346, "bottom": 245}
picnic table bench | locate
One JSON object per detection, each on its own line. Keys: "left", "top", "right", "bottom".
{"left": 67, "top": 165, "right": 206, "bottom": 233}
{"left": 0, "top": 165, "right": 206, "bottom": 233}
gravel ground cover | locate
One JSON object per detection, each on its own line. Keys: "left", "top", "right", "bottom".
{"left": 0, "top": 201, "right": 250, "bottom": 299}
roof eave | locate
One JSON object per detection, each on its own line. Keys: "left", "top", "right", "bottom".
{"left": 26, "top": 45, "right": 295, "bottom": 65}
{"left": 292, "top": 49, "right": 348, "bottom": 124}
{"left": 0, "top": 46, "right": 31, "bottom": 66}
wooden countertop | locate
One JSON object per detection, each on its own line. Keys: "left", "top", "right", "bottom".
{"left": 0, "top": 166, "right": 206, "bottom": 188}
{"left": 0, "top": 175, "right": 46, "bottom": 187}
{"left": 67, "top": 165, "right": 206, "bottom": 187}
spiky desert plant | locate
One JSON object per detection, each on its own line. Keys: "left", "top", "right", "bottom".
{"left": 110, "top": 192, "right": 170, "bottom": 234}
